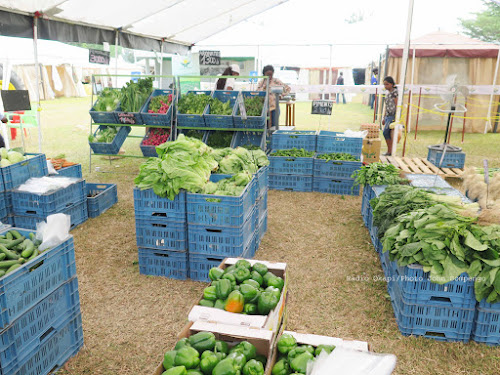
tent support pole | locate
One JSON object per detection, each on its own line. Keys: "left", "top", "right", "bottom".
{"left": 462, "top": 99, "right": 468, "bottom": 143}
{"left": 393, "top": 0, "right": 414, "bottom": 156}
{"left": 159, "top": 39, "right": 164, "bottom": 88}
{"left": 114, "top": 30, "right": 119, "bottom": 87}
{"left": 402, "top": 90, "right": 412, "bottom": 156}
{"left": 485, "top": 47, "right": 500, "bottom": 133}
{"left": 373, "top": 88, "right": 378, "bottom": 122}
{"left": 408, "top": 47, "right": 416, "bottom": 132}
{"left": 329, "top": 44, "right": 333, "bottom": 128}
{"left": 379, "top": 46, "right": 389, "bottom": 126}
{"left": 414, "top": 87, "right": 422, "bottom": 139}
{"left": 33, "top": 14, "right": 43, "bottom": 153}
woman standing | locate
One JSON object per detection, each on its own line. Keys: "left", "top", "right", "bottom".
{"left": 216, "top": 64, "right": 240, "bottom": 90}
{"left": 257, "top": 65, "right": 290, "bottom": 128}
{"left": 382, "top": 76, "right": 398, "bottom": 156}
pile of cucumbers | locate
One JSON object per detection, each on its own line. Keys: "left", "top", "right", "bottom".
{"left": 0, "top": 230, "right": 43, "bottom": 277}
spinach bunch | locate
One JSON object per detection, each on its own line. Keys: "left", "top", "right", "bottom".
{"left": 206, "top": 131, "right": 233, "bottom": 148}
{"left": 210, "top": 98, "right": 233, "bottom": 115}
{"left": 119, "top": 78, "right": 153, "bottom": 112}
{"left": 178, "top": 93, "right": 212, "bottom": 114}
{"left": 352, "top": 162, "right": 405, "bottom": 186}
{"left": 243, "top": 96, "right": 265, "bottom": 116}
{"left": 317, "top": 153, "right": 359, "bottom": 161}
{"left": 270, "top": 148, "right": 314, "bottom": 157}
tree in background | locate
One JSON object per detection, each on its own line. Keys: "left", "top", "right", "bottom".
{"left": 460, "top": 0, "right": 500, "bottom": 43}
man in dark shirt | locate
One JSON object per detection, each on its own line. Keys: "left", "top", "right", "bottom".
{"left": 336, "top": 72, "right": 346, "bottom": 104}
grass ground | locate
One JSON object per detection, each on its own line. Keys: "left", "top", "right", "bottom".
{"left": 13, "top": 96, "right": 500, "bottom": 375}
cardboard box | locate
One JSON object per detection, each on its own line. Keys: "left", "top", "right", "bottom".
{"left": 153, "top": 320, "right": 277, "bottom": 375}
{"left": 189, "top": 258, "right": 288, "bottom": 332}
{"left": 362, "top": 138, "right": 381, "bottom": 164}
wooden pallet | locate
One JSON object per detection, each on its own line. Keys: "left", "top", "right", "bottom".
{"left": 379, "top": 156, "right": 464, "bottom": 178}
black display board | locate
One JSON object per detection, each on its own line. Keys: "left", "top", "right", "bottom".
{"left": 311, "top": 100, "right": 333, "bottom": 115}
{"left": 1, "top": 90, "right": 31, "bottom": 111}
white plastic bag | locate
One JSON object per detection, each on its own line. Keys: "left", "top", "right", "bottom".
{"left": 17, "top": 176, "right": 79, "bottom": 195}
{"left": 47, "top": 160, "right": 58, "bottom": 175}
{"left": 344, "top": 129, "right": 368, "bottom": 139}
{"left": 36, "top": 214, "right": 71, "bottom": 251}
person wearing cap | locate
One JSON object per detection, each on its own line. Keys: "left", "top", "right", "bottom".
{"left": 216, "top": 64, "right": 240, "bottom": 90}
{"left": 257, "top": 65, "right": 290, "bottom": 128}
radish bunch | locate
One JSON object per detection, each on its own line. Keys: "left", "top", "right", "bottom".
{"left": 148, "top": 94, "right": 173, "bottom": 114}
{"left": 142, "top": 128, "right": 170, "bottom": 146}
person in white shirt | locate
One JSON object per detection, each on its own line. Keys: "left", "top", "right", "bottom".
{"left": 216, "top": 64, "right": 240, "bottom": 90}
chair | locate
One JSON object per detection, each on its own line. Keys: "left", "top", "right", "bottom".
{"left": 6, "top": 110, "right": 38, "bottom": 150}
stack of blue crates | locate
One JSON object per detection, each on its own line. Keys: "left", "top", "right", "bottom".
{"left": 0, "top": 227, "right": 83, "bottom": 375}
{"left": 187, "top": 175, "right": 258, "bottom": 282}
{"left": 427, "top": 148, "right": 466, "bottom": 169}
{"left": 11, "top": 177, "right": 88, "bottom": 230}
{"left": 134, "top": 189, "right": 189, "bottom": 280}
{"left": 313, "top": 131, "right": 363, "bottom": 196}
{"left": 255, "top": 166, "right": 269, "bottom": 247}
{"left": 269, "top": 130, "right": 316, "bottom": 192}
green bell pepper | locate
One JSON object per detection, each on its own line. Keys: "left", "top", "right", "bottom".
{"left": 265, "top": 286, "right": 281, "bottom": 300}
{"left": 290, "top": 352, "right": 314, "bottom": 373}
{"left": 215, "top": 278, "right": 232, "bottom": 300}
{"left": 243, "top": 278, "right": 261, "bottom": 288}
{"left": 243, "top": 303, "right": 258, "bottom": 315}
{"left": 227, "top": 351, "right": 247, "bottom": 370}
{"left": 212, "top": 358, "right": 238, "bottom": 375}
{"left": 234, "top": 267, "right": 251, "bottom": 283}
{"left": 242, "top": 359, "right": 264, "bottom": 375}
{"left": 209, "top": 267, "right": 224, "bottom": 281}
{"left": 262, "top": 271, "right": 275, "bottom": 286}
{"left": 222, "top": 273, "right": 237, "bottom": 288}
{"left": 203, "top": 286, "right": 217, "bottom": 301}
{"left": 215, "top": 352, "right": 227, "bottom": 361}
{"left": 163, "top": 350, "right": 177, "bottom": 370}
{"left": 250, "top": 271, "right": 263, "bottom": 286}
{"left": 255, "top": 354, "right": 267, "bottom": 367}
{"left": 188, "top": 332, "right": 216, "bottom": 353}
{"left": 235, "top": 259, "right": 252, "bottom": 269}
{"left": 287, "top": 346, "right": 313, "bottom": 361}
{"left": 252, "top": 262, "right": 268, "bottom": 276}
{"left": 224, "top": 265, "right": 237, "bottom": 274}
{"left": 200, "top": 351, "right": 220, "bottom": 374}
{"left": 257, "top": 291, "right": 279, "bottom": 315}
{"left": 266, "top": 276, "right": 284, "bottom": 292}
{"left": 163, "top": 366, "right": 187, "bottom": 375}
{"left": 186, "top": 370, "right": 203, "bottom": 375}
{"left": 230, "top": 341, "right": 257, "bottom": 361}
{"left": 214, "top": 340, "right": 229, "bottom": 354}
{"left": 271, "top": 358, "right": 290, "bottom": 375}
{"left": 175, "top": 338, "right": 191, "bottom": 350}
{"left": 214, "top": 299, "right": 226, "bottom": 310}
{"left": 175, "top": 346, "right": 200, "bottom": 369}
{"left": 239, "top": 284, "right": 259, "bottom": 303}
{"left": 199, "top": 299, "right": 214, "bottom": 307}
{"left": 277, "top": 333, "right": 297, "bottom": 355}
{"left": 314, "top": 344, "right": 335, "bottom": 356}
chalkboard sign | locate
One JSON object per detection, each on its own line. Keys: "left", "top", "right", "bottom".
{"left": 89, "top": 49, "right": 110, "bottom": 65}
{"left": 311, "top": 100, "right": 333, "bottom": 115}
{"left": 1, "top": 90, "right": 31, "bottom": 111}
{"left": 199, "top": 50, "right": 221, "bottom": 66}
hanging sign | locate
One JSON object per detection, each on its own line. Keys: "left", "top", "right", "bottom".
{"left": 199, "top": 50, "right": 221, "bottom": 66}
{"left": 89, "top": 49, "right": 110, "bottom": 65}
{"left": 311, "top": 100, "right": 333, "bottom": 115}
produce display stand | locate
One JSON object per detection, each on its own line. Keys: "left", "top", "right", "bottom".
{"left": 379, "top": 155, "right": 464, "bottom": 179}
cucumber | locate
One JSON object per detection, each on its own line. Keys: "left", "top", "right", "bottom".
{"left": 5, "top": 238, "right": 25, "bottom": 249}
{"left": 0, "top": 270, "right": 5, "bottom": 277}
{"left": 0, "top": 254, "right": 5, "bottom": 261}
{"left": 0, "top": 245, "right": 20, "bottom": 260}
{"left": 21, "top": 247, "right": 34, "bottom": 258}
{"left": 5, "top": 264, "right": 21, "bottom": 274}
{"left": 29, "top": 233, "right": 35, "bottom": 241}
{"left": 5, "top": 233, "right": 12, "bottom": 240}
{"left": 10, "top": 231, "right": 23, "bottom": 240}
{"left": 28, "top": 249, "right": 39, "bottom": 260}
{"left": 0, "top": 260, "right": 23, "bottom": 268}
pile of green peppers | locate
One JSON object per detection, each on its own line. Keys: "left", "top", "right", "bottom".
{"left": 271, "top": 333, "right": 336, "bottom": 375}
{"left": 199, "top": 260, "right": 284, "bottom": 316}
{"left": 161, "top": 331, "right": 267, "bottom": 375}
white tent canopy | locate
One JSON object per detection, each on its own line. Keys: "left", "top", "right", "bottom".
{"left": 0, "top": 0, "right": 288, "bottom": 52}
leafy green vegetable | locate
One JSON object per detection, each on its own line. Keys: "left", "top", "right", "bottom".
{"left": 119, "top": 78, "right": 153, "bottom": 112}
{"left": 178, "top": 93, "right": 212, "bottom": 114}
{"left": 352, "top": 162, "right": 405, "bottom": 186}
{"left": 206, "top": 132, "right": 233, "bottom": 148}
{"left": 218, "top": 147, "right": 260, "bottom": 174}
{"left": 270, "top": 148, "right": 314, "bottom": 157}
{"left": 94, "top": 88, "right": 120, "bottom": 112}
{"left": 316, "top": 153, "right": 359, "bottom": 161}
{"left": 183, "top": 130, "right": 205, "bottom": 140}
{"left": 243, "top": 96, "right": 265, "bottom": 116}
{"left": 209, "top": 98, "right": 233, "bottom": 115}
{"left": 202, "top": 172, "right": 253, "bottom": 196}
{"left": 241, "top": 144, "right": 261, "bottom": 151}
{"left": 88, "top": 126, "right": 118, "bottom": 143}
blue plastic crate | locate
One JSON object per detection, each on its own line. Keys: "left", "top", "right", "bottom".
{"left": 2, "top": 311, "right": 83, "bottom": 375}
{"left": 233, "top": 91, "right": 268, "bottom": 129}
{"left": 257, "top": 192, "right": 268, "bottom": 221}
{"left": 56, "top": 164, "right": 82, "bottom": 179}
{"left": 472, "top": 300, "right": 500, "bottom": 345}
{"left": 187, "top": 178, "right": 256, "bottom": 227}
{"left": 271, "top": 130, "right": 316, "bottom": 152}
{"left": 0, "top": 228, "right": 76, "bottom": 330}
{"left": 369, "top": 221, "right": 382, "bottom": 253}
{"left": 0, "top": 194, "right": 7, "bottom": 222}
{"left": 188, "top": 207, "right": 257, "bottom": 257}
{"left": 138, "top": 248, "right": 188, "bottom": 280}
{"left": 0, "top": 170, "right": 4, "bottom": 193}
{"left": 135, "top": 218, "right": 187, "bottom": 251}
{"left": 177, "top": 90, "right": 212, "bottom": 128}
{"left": 1, "top": 153, "right": 48, "bottom": 191}
{"left": 189, "top": 241, "right": 253, "bottom": 282}
{"left": 372, "top": 185, "right": 387, "bottom": 198}
{"left": 14, "top": 200, "right": 88, "bottom": 231}
{"left": 407, "top": 174, "right": 451, "bottom": 188}
{"left": 231, "top": 131, "right": 265, "bottom": 149}
{"left": 140, "top": 143, "right": 157, "bottom": 157}
{"left": 204, "top": 90, "right": 238, "bottom": 128}
{"left": 361, "top": 187, "right": 371, "bottom": 227}
{"left": 89, "top": 98, "right": 118, "bottom": 124}
{"left": 12, "top": 178, "right": 86, "bottom": 217}
{"left": 205, "top": 130, "right": 235, "bottom": 148}
{"left": 178, "top": 129, "right": 208, "bottom": 142}
{"left": 86, "top": 183, "right": 118, "bottom": 219}
{"left": 134, "top": 188, "right": 186, "bottom": 222}
{"left": 269, "top": 174, "right": 312, "bottom": 192}
{"left": 269, "top": 156, "right": 314, "bottom": 176}
{"left": 313, "top": 158, "right": 362, "bottom": 179}
{"left": 258, "top": 212, "right": 268, "bottom": 242}
{"left": 255, "top": 166, "right": 269, "bottom": 198}
{"left": 389, "top": 280, "right": 475, "bottom": 342}
{"left": 316, "top": 131, "right": 363, "bottom": 156}
{"left": 140, "top": 89, "right": 174, "bottom": 126}
{"left": 115, "top": 104, "right": 145, "bottom": 125}
{"left": 313, "top": 177, "right": 359, "bottom": 196}
{"left": 0, "top": 277, "right": 80, "bottom": 371}
{"left": 89, "top": 125, "right": 131, "bottom": 155}
{"left": 427, "top": 149, "right": 466, "bottom": 169}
